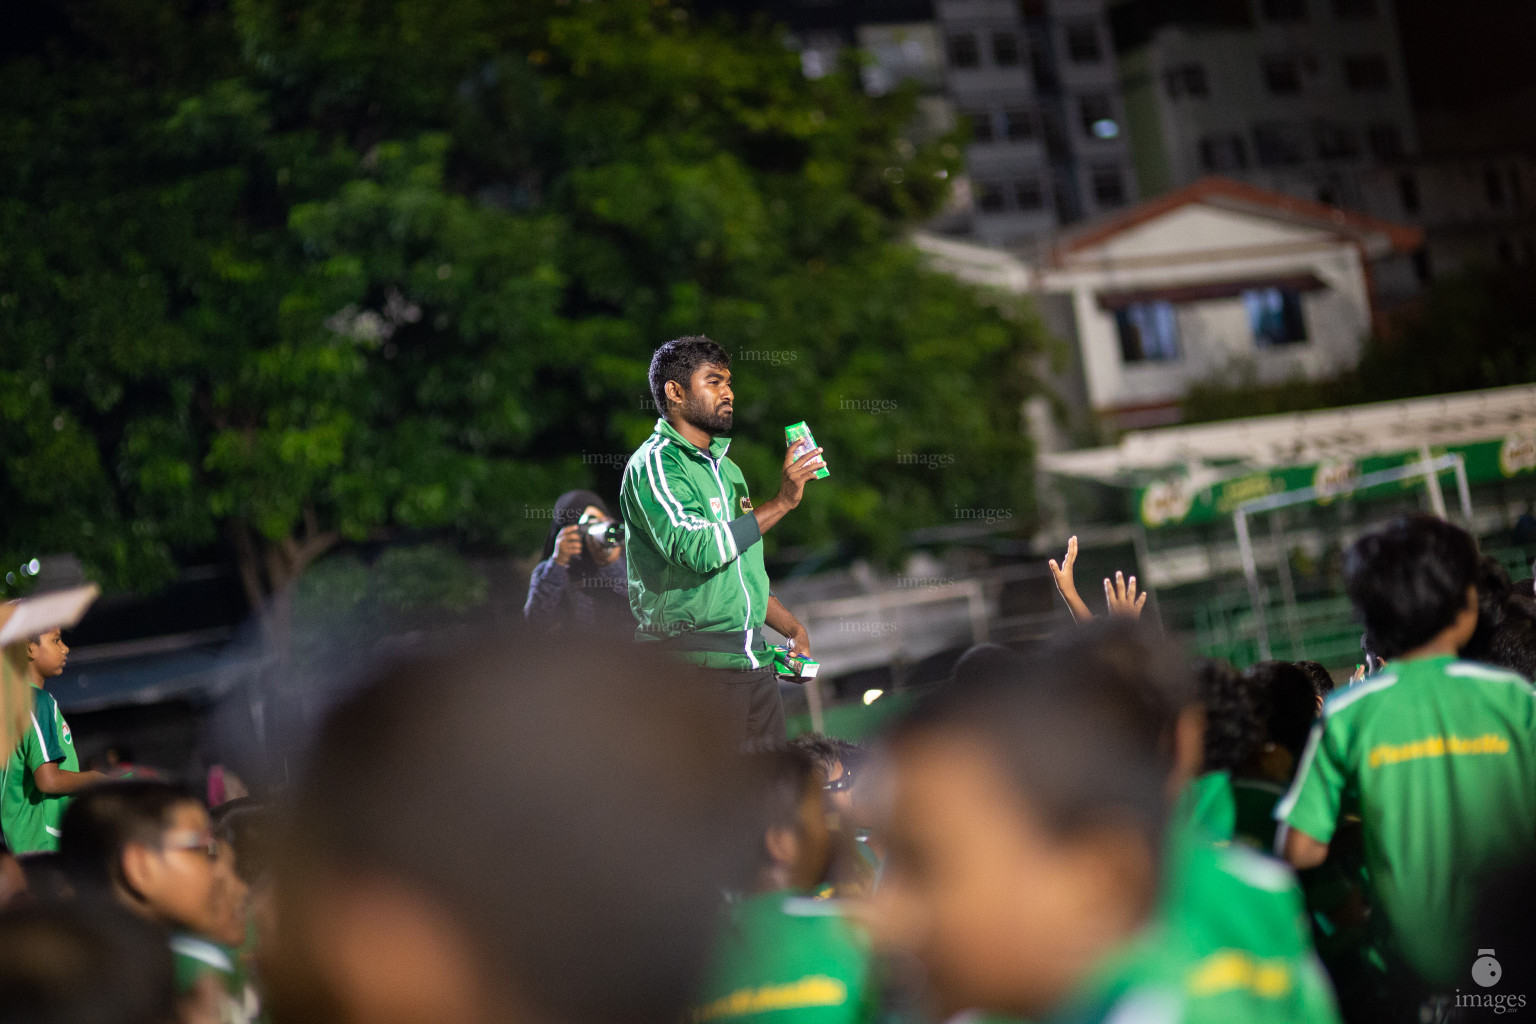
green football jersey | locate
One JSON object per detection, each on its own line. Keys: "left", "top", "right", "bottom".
{"left": 1175, "top": 771, "right": 1235, "bottom": 844}
{"left": 1277, "top": 655, "right": 1536, "bottom": 985}
{"left": 693, "top": 892, "right": 874, "bottom": 1024}
{"left": 171, "top": 933, "right": 262, "bottom": 1024}
{"left": 1, "top": 686, "right": 79, "bottom": 853}
{"left": 1230, "top": 778, "right": 1286, "bottom": 853}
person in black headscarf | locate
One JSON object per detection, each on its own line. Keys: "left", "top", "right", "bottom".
{"left": 523, "top": 490, "right": 633, "bottom": 634}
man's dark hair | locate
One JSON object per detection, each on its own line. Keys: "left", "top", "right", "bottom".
{"left": 744, "top": 748, "right": 819, "bottom": 872}
{"left": 886, "top": 620, "right": 1173, "bottom": 846}
{"left": 1344, "top": 515, "right": 1480, "bottom": 659}
{"left": 58, "top": 782, "right": 199, "bottom": 894}
{"left": 1244, "top": 661, "right": 1319, "bottom": 759}
{"left": 787, "top": 733, "right": 858, "bottom": 781}
{"left": 649, "top": 335, "right": 730, "bottom": 416}
{"left": 949, "top": 642, "right": 1025, "bottom": 687}
{"left": 1195, "top": 659, "right": 1262, "bottom": 774}
{"left": 0, "top": 901, "right": 175, "bottom": 1024}
{"left": 284, "top": 632, "right": 757, "bottom": 1024}
{"left": 1293, "top": 661, "right": 1335, "bottom": 700}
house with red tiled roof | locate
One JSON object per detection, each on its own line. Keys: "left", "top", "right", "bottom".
{"left": 917, "top": 176, "right": 1423, "bottom": 432}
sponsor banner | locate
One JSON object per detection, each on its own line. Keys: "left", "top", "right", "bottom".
{"left": 1136, "top": 434, "right": 1536, "bottom": 529}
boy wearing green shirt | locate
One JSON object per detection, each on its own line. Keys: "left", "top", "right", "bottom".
{"left": 693, "top": 748, "right": 876, "bottom": 1024}
{"left": 865, "top": 622, "right": 1339, "bottom": 1024}
{"left": 0, "top": 629, "right": 107, "bottom": 852}
{"left": 1278, "top": 515, "right": 1536, "bottom": 994}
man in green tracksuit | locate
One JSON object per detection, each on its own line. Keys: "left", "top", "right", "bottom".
{"left": 622, "top": 336, "right": 825, "bottom": 744}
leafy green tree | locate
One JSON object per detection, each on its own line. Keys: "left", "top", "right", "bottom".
{"left": 0, "top": 0, "right": 1043, "bottom": 635}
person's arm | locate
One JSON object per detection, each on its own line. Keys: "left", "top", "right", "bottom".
{"left": 33, "top": 762, "right": 108, "bottom": 795}
{"left": 752, "top": 443, "right": 825, "bottom": 537}
{"left": 1047, "top": 536, "right": 1095, "bottom": 623}
{"left": 1103, "top": 570, "right": 1148, "bottom": 619}
{"left": 1281, "top": 825, "right": 1330, "bottom": 870}
{"left": 1274, "top": 719, "right": 1344, "bottom": 870}
{"left": 627, "top": 443, "right": 760, "bottom": 575}
{"left": 524, "top": 530, "right": 582, "bottom": 624}
{"left": 765, "top": 594, "right": 811, "bottom": 658}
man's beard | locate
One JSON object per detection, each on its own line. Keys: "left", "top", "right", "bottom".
{"left": 680, "top": 391, "right": 733, "bottom": 435}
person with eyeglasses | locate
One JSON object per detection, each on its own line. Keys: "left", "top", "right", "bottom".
{"left": 58, "top": 781, "right": 259, "bottom": 1024}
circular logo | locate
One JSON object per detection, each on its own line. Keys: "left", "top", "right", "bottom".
{"left": 1473, "top": 949, "right": 1502, "bottom": 988}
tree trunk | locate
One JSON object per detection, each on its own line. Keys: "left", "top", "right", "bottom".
{"left": 229, "top": 514, "right": 340, "bottom": 665}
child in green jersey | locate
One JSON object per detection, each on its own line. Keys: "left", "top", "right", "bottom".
{"left": 692, "top": 748, "right": 876, "bottom": 1024}
{"left": 1279, "top": 515, "right": 1536, "bottom": 999}
{"left": 0, "top": 629, "right": 110, "bottom": 852}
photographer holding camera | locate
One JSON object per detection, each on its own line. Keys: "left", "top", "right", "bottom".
{"left": 523, "top": 490, "right": 633, "bottom": 635}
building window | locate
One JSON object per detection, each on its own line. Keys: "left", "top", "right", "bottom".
{"left": 1398, "top": 173, "right": 1420, "bottom": 214}
{"left": 1014, "top": 178, "right": 1045, "bottom": 210}
{"left": 1333, "top": 0, "right": 1376, "bottom": 16}
{"left": 1199, "top": 133, "right": 1249, "bottom": 171}
{"left": 1091, "top": 165, "right": 1127, "bottom": 207}
{"left": 1079, "top": 94, "right": 1117, "bottom": 138}
{"left": 1064, "top": 20, "right": 1103, "bottom": 62}
{"left": 1245, "top": 288, "right": 1308, "bottom": 347}
{"left": 975, "top": 180, "right": 1007, "bottom": 212}
{"left": 1344, "top": 55, "right": 1390, "bottom": 92}
{"left": 947, "top": 33, "right": 980, "bottom": 69}
{"left": 1262, "top": 0, "right": 1308, "bottom": 20}
{"left": 1487, "top": 166, "right": 1507, "bottom": 207}
{"left": 1253, "top": 122, "right": 1306, "bottom": 166}
{"left": 1115, "top": 302, "right": 1181, "bottom": 363}
{"left": 1313, "top": 121, "right": 1360, "bottom": 160}
{"left": 1003, "top": 107, "right": 1036, "bottom": 142}
{"left": 964, "top": 110, "right": 995, "bottom": 144}
{"left": 1263, "top": 57, "right": 1302, "bottom": 95}
{"left": 992, "top": 32, "right": 1021, "bottom": 66}
{"left": 1164, "top": 65, "right": 1209, "bottom": 99}
{"left": 1367, "top": 123, "right": 1404, "bottom": 159}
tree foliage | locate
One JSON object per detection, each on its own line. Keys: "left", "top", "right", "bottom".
{"left": 0, "top": 0, "right": 1043, "bottom": 613}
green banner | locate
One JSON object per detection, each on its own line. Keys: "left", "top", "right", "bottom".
{"left": 1136, "top": 434, "right": 1536, "bottom": 529}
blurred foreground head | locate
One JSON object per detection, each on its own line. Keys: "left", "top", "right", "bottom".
{"left": 267, "top": 633, "right": 756, "bottom": 1024}
{"left": 0, "top": 901, "right": 176, "bottom": 1024}
{"left": 865, "top": 619, "right": 1175, "bottom": 1020}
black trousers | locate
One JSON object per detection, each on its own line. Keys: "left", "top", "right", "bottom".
{"left": 707, "top": 664, "right": 785, "bottom": 749}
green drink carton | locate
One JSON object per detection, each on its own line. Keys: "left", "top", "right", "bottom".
{"left": 785, "top": 421, "right": 830, "bottom": 479}
{"left": 769, "top": 643, "right": 820, "bottom": 681}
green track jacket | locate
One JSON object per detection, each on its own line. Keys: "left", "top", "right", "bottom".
{"left": 620, "top": 418, "right": 770, "bottom": 670}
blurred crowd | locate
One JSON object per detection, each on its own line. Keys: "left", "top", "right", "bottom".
{"left": 2, "top": 511, "right": 1535, "bottom": 1024}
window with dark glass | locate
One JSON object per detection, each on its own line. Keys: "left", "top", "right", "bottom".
{"left": 1116, "top": 302, "right": 1180, "bottom": 363}
{"left": 1344, "top": 55, "right": 1390, "bottom": 91}
{"left": 1333, "top": 0, "right": 1376, "bottom": 16}
{"left": 1313, "top": 121, "right": 1360, "bottom": 160}
{"left": 1164, "top": 65, "right": 1209, "bottom": 99}
{"left": 1003, "top": 108, "right": 1036, "bottom": 141}
{"left": 975, "top": 180, "right": 1007, "bottom": 212}
{"left": 1263, "top": 57, "right": 1302, "bottom": 94}
{"left": 1253, "top": 122, "right": 1306, "bottom": 166}
{"left": 1079, "top": 94, "right": 1115, "bottom": 138}
{"left": 1090, "top": 165, "right": 1126, "bottom": 207}
{"left": 1367, "top": 123, "right": 1404, "bottom": 159}
{"left": 1199, "top": 134, "right": 1249, "bottom": 172}
{"left": 965, "top": 109, "right": 995, "bottom": 144}
{"left": 1064, "top": 21, "right": 1102, "bottom": 62}
{"left": 1487, "top": 166, "right": 1507, "bottom": 207}
{"left": 1245, "top": 288, "right": 1308, "bottom": 347}
{"left": 1398, "top": 173, "right": 1420, "bottom": 214}
{"left": 1014, "top": 178, "right": 1044, "bottom": 210}
{"left": 992, "top": 32, "right": 1021, "bottom": 66}
{"left": 947, "top": 33, "right": 980, "bottom": 69}
{"left": 1262, "top": 0, "right": 1308, "bottom": 21}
